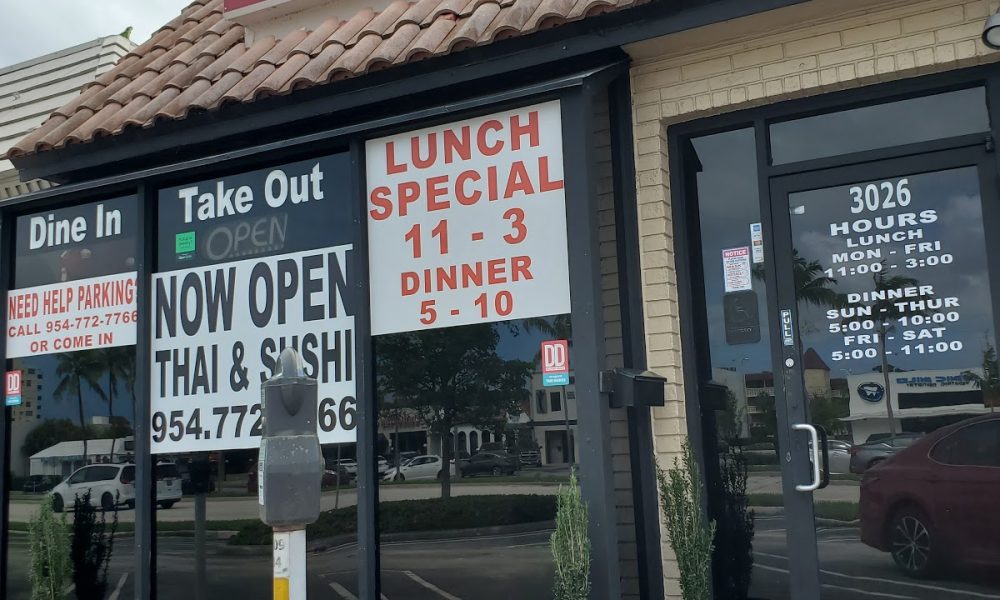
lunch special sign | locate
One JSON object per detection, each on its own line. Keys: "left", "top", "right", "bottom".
{"left": 366, "top": 101, "right": 572, "bottom": 335}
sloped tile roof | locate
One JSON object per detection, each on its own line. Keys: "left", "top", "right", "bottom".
{"left": 9, "top": 0, "right": 640, "bottom": 159}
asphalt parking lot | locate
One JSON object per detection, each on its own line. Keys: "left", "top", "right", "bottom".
{"left": 750, "top": 514, "right": 1000, "bottom": 600}
{"left": 7, "top": 528, "right": 553, "bottom": 600}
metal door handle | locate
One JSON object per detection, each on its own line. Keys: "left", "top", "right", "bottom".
{"left": 793, "top": 423, "right": 821, "bottom": 492}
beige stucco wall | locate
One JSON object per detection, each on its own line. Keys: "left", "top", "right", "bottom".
{"left": 626, "top": 0, "right": 1000, "bottom": 595}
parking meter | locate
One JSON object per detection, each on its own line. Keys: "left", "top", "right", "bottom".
{"left": 259, "top": 347, "right": 323, "bottom": 528}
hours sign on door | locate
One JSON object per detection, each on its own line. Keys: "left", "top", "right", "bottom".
{"left": 366, "top": 101, "right": 571, "bottom": 335}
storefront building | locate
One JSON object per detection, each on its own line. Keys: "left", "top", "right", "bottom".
{"left": 3, "top": 1, "right": 1000, "bottom": 599}
{"left": 632, "top": 0, "right": 1000, "bottom": 598}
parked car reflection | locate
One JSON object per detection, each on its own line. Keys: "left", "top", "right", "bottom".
{"left": 826, "top": 439, "right": 853, "bottom": 475}
{"left": 849, "top": 433, "right": 922, "bottom": 474}
{"left": 382, "top": 454, "right": 456, "bottom": 481}
{"left": 860, "top": 415, "right": 1000, "bottom": 578}
{"left": 459, "top": 452, "right": 519, "bottom": 477}
{"left": 21, "top": 475, "right": 60, "bottom": 493}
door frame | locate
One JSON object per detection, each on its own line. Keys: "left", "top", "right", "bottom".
{"left": 766, "top": 143, "right": 1000, "bottom": 598}
{"left": 668, "top": 64, "right": 1000, "bottom": 599}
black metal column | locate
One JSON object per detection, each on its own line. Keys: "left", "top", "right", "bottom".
{"left": 562, "top": 82, "right": 623, "bottom": 600}
{"left": 610, "top": 74, "right": 665, "bottom": 600}
{"left": 351, "top": 139, "right": 380, "bottom": 599}
{"left": 0, "top": 210, "right": 13, "bottom": 596}
{"left": 134, "top": 183, "right": 155, "bottom": 600}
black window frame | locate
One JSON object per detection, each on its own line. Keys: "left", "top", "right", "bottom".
{"left": 0, "top": 62, "right": 658, "bottom": 600}
{"left": 670, "top": 64, "right": 1000, "bottom": 600}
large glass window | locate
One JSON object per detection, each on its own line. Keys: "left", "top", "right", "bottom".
{"left": 374, "top": 315, "right": 569, "bottom": 598}
{"left": 769, "top": 87, "right": 989, "bottom": 164}
{"left": 686, "top": 128, "right": 784, "bottom": 600}
{"left": 5, "top": 197, "right": 138, "bottom": 599}
{"left": 151, "top": 154, "right": 358, "bottom": 599}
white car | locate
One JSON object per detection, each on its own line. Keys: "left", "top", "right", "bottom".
{"left": 382, "top": 455, "right": 456, "bottom": 481}
{"left": 51, "top": 463, "right": 136, "bottom": 512}
{"left": 338, "top": 459, "right": 358, "bottom": 475}
{"left": 155, "top": 462, "right": 183, "bottom": 509}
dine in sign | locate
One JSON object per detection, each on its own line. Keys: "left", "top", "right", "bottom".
{"left": 365, "top": 101, "right": 571, "bottom": 334}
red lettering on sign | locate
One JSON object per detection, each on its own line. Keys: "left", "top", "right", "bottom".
{"left": 510, "top": 111, "right": 539, "bottom": 151}
{"left": 443, "top": 126, "right": 471, "bottom": 163}
{"left": 412, "top": 132, "right": 436, "bottom": 169}
{"left": 477, "top": 120, "right": 504, "bottom": 156}
{"left": 456, "top": 171, "right": 481, "bottom": 205}
{"left": 370, "top": 186, "right": 393, "bottom": 220}
{"left": 398, "top": 255, "right": 535, "bottom": 295}
{"left": 386, "top": 142, "right": 406, "bottom": 175}
{"left": 426, "top": 175, "right": 450, "bottom": 212}
{"left": 538, "top": 156, "right": 564, "bottom": 192}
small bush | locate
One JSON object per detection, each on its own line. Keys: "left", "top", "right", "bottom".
{"left": 551, "top": 471, "right": 590, "bottom": 600}
{"left": 230, "top": 494, "right": 556, "bottom": 545}
{"left": 657, "top": 442, "right": 715, "bottom": 600}
{"left": 29, "top": 499, "right": 71, "bottom": 600}
{"left": 71, "top": 491, "right": 117, "bottom": 600}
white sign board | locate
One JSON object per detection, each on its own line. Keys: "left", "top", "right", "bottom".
{"left": 6, "top": 272, "right": 138, "bottom": 357}
{"left": 366, "top": 100, "right": 571, "bottom": 335}
{"left": 150, "top": 247, "right": 355, "bottom": 453}
{"left": 722, "top": 247, "right": 752, "bottom": 293}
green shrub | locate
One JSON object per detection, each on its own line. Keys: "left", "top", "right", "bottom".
{"left": 657, "top": 441, "right": 715, "bottom": 600}
{"left": 71, "top": 490, "right": 117, "bottom": 599}
{"left": 230, "top": 494, "right": 556, "bottom": 545}
{"left": 712, "top": 445, "right": 754, "bottom": 600}
{"left": 551, "top": 471, "right": 590, "bottom": 600}
{"left": 29, "top": 498, "right": 71, "bottom": 600}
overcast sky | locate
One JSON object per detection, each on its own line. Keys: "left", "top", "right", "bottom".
{"left": 0, "top": 1, "right": 192, "bottom": 68}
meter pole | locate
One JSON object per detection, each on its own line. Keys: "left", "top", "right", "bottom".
{"left": 273, "top": 528, "right": 306, "bottom": 599}
{"left": 260, "top": 347, "right": 323, "bottom": 600}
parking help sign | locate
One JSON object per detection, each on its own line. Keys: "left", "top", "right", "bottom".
{"left": 541, "top": 340, "right": 569, "bottom": 387}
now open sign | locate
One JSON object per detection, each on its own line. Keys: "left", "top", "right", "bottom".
{"left": 5, "top": 370, "right": 22, "bottom": 407}
{"left": 541, "top": 340, "right": 569, "bottom": 387}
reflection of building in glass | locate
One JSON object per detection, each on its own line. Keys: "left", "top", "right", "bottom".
{"left": 8, "top": 360, "right": 43, "bottom": 477}
{"left": 711, "top": 368, "right": 751, "bottom": 439}
{"left": 801, "top": 348, "right": 832, "bottom": 399}
{"left": 844, "top": 369, "right": 990, "bottom": 443}
{"left": 378, "top": 407, "right": 517, "bottom": 458}
{"left": 714, "top": 349, "right": 842, "bottom": 441}
{"left": 29, "top": 437, "right": 131, "bottom": 478}
{"left": 527, "top": 371, "right": 576, "bottom": 465}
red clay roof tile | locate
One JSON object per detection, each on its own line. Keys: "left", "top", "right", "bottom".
{"left": 8, "top": 0, "right": 642, "bottom": 159}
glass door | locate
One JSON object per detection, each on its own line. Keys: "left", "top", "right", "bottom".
{"left": 770, "top": 145, "right": 1000, "bottom": 599}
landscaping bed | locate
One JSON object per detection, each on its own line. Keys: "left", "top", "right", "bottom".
{"left": 229, "top": 494, "right": 557, "bottom": 545}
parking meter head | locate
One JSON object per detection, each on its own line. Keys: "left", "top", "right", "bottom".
{"left": 260, "top": 347, "right": 323, "bottom": 527}
{"left": 262, "top": 348, "right": 318, "bottom": 437}
{"left": 188, "top": 458, "right": 213, "bottom": 495}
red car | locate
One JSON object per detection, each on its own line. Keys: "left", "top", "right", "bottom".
{"left": 860, "top": 415, "right": 1000, "bottom": 578}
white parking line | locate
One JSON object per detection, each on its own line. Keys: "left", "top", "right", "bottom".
{"left": 755, "top": 564, "right": 916, "bottom": 599}
{"left": 403, "top": 570, "right": 463, "bottom": 600}
{"left": 328, "top": 582, "right": 358, "bottom": 600}
{"left": 755, "top": 552, "right": 1000, "bottom": 599}
{"left": 108, "top": 573, "right": 129, "bottom": 600}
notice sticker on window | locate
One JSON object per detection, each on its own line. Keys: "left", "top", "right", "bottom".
{"left": 722, "top": 246, "right": 752, "bottom": 293}
{"left": 750, "top": 223, "right": 764, "bottom": 264}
